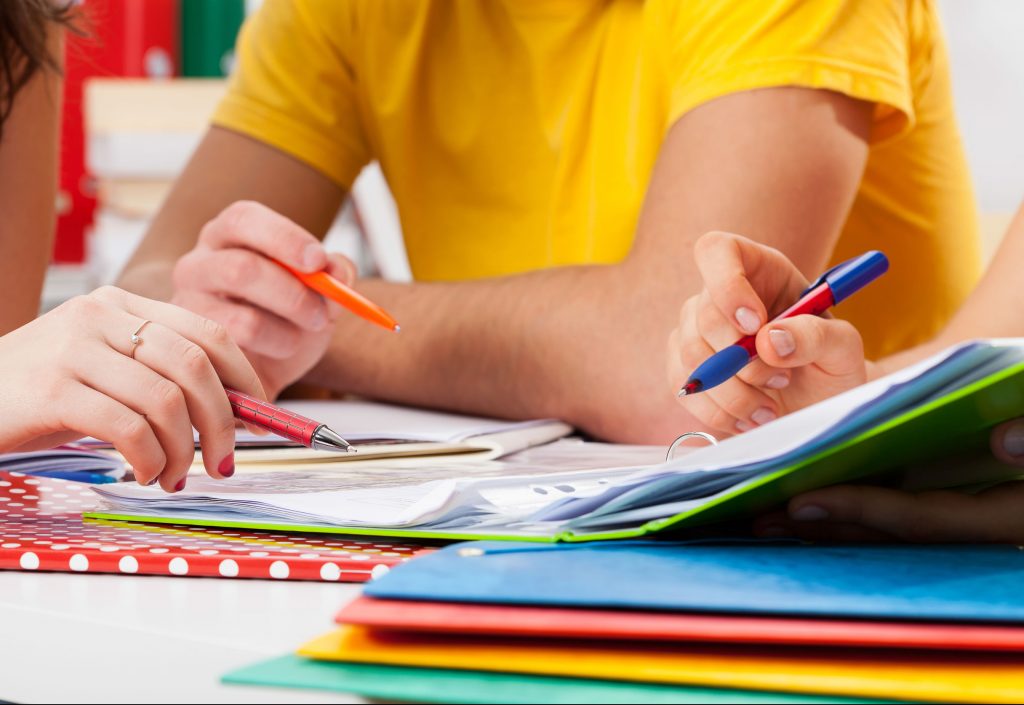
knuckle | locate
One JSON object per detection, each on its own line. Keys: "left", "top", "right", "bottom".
{"left": 175, "top": 337, "right": 213, "bottom": 377}
{"left": 171, "top": 250, "right": 203, "bottom": 287}
{"left": 90, "top": 285, "right": 125, "bottom": 304}
{"left": 114, "top": 412, "right": 149, "bottom": 445}
{"left": 219, "top": 252, "right": 253, "bottom": 289}
{"left": 151, "top": 378, "right": 186, "bottom": 415}
{"left": 60, "top": 294, "right": 102, "bottom": 321}
{"left": 198, "top": 316, "right": 232, "bottom": 348}
{"left": 227, "top": 307, "right": 262, "bottom": 347}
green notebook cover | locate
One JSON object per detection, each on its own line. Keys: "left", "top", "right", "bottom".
{"left": 222, "top": 654, "right": 891, "bottom": 704}
{"left": 86, "top": 359, "right": 1024, "bottom": 543}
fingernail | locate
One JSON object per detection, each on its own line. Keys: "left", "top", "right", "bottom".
{"left": 302, "top": 243, "right": 322, "bottom": 271}
{"left": 751, "top": 407, "right": 777, "bottom": 426}
{"left": 174, "top": 478, "right": 187, "bottom": 493}
{"left": 735, "top": 307, "right": 761, "bottom": 335}
{"left": 759, "top": 526, "right": 794, "bottom": 538}
{"left": 1003, "top": 423, "right": 1024, "bottom": 458}
{"left": 765, "top": 374, "right": 790, "bottom": 390}
{"left": 791, "top": 505, "right": 829, "bottom": 521}
{"left": 145, "top": 476, "right": 159, "bottom": 486}
{"left": 735, "top": 420, "right": 754, "bottom": 433}
{"left": 219, "top": 455, "right": 235, "bottom": 478}
{"left": 769, "top": 329, "right": 796, "bottom": 357}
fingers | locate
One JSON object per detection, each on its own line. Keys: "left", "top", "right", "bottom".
{"left": 75, "top": 342, "right": 197, "bottom": 492}
{"left": 672, "top": 298, "right": 781, "bottom": 434}
{"left": 754, "top": 315, "right": 865, "bottom": 378}
{"left": 173, "top": 247, "right": 331, "bottom": 333}
{"left": 693, "top": 232, "right": 769, "bottom": 335}
{"left": 199, "top": 200, "right": 328, "bottom": 274}
{"left": 784, "top": 484, "right": 1024, "bottom": 543}
{"left": 56, "top": 383, "right": 166, "bottom": 486}
{"left": 991, "top": 419, "right": 1024, "bottom": 467}
{"left": 92, "top": 286, "right": 263, "bottom": 396}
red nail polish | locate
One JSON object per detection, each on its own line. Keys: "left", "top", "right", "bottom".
{"left": 219, "top": 455, "right": 235, "bottom": 478}
{"left": 174, "top": 478, "right": 187, "bottom": 493}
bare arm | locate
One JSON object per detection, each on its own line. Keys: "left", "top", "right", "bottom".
{"left": 0, "top": 29, "right": 62, "bottom": 334}
{"left": 310, "top": 88, "right": 872, "bottom": 442}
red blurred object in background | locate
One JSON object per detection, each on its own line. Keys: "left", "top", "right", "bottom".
{"left": 55, "top": 0, "right": 179, "bottom": 263}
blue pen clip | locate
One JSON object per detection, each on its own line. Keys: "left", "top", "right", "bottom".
{"left": 800, "top": 251, "right": 889, "bottom": 304}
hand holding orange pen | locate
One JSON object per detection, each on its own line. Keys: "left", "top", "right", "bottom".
{"left": 274, "top": 260, "right": 401, "bottom": 332}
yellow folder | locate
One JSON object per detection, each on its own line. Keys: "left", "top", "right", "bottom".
{"left": 299, "top": 626, "right": 1024, "bottom": 703}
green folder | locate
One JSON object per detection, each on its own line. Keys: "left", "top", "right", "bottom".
{"left": 87, "top": 348, "right": 1024, "bottom": 543}
{"left": 180, "top": 0, "right": 246, "bottom": 78}
{"left": 222, "top": 655, "right": 894, "bottom": 704}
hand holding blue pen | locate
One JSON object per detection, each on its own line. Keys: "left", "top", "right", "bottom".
{"left": 669, "top": 233, "right": 888, "bottom": 436}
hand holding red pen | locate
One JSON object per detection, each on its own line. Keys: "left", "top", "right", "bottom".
{"left": 667, "top": 232, "right": 873, "bottom": 437}
{"left": 171, "top": 201, "right": 358, "bottom": 399}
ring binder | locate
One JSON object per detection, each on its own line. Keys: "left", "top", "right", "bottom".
{"left": 666, "top": 431, "right": 718, "bottom": 462}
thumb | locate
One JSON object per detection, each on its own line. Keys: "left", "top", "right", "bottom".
{"left": 755, "top": 315, "right": 865, "bottom": 379}
{"left": 326, "top": 253, "right": 357, "bottom": 286}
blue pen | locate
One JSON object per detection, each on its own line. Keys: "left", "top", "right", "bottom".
{"left": 678, "top": 251, "right": 889, "bottom": 397}
{"left": 29, "top": 470, "right": 118, "bottom": 484}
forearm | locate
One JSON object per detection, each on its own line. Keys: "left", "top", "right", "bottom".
{"left": 311, "top": 260, "right": 694, "bottom": 443}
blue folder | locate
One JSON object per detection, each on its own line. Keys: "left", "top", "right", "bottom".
{"left": 366, "top": 540, "right": 1024, "bottom": 622}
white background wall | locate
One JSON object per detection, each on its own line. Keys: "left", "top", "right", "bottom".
{"left": 939, "top": 0, "right": 1024, "bottom": 214}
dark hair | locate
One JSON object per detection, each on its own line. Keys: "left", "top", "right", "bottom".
{"left": 0, "top": 0, "right": 76, "bottom": 127}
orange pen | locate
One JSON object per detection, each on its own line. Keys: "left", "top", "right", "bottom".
{"left": 275, "top": 260, "right": 400, "bottom": 332}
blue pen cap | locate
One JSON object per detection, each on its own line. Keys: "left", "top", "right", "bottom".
{"left": 818, "top": 251, "right": 889, "bottom": 304}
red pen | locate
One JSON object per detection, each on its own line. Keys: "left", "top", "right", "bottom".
{"left": 225, "top": 389, "right": 354, "bottom": 452}
{"left": 678, "top": 251, "right": 889, "bottom": 396}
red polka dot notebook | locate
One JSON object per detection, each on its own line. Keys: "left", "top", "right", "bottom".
{"left": 0, "top": 472, "right": 432, "bottom": 581}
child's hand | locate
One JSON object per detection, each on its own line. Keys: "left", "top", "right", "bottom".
{"left": 668, "top": 232, "right": 871, "bottom": 436}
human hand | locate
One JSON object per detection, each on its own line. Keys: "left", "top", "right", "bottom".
{"left": 753, "top": 419, "right": 1024, "bottom": 542}
{"left": 171, "top": 201, "right": 357, "bottom": 398}
{"left": 0, "top": 287, "right": 266, "bottom": 492}
{"left": 667, "top": 231, "right": 871, "bottom": 436}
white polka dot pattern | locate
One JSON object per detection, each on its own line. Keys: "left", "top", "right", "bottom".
{"left": 0, "top": 472, "right": 425, "bottom": 582}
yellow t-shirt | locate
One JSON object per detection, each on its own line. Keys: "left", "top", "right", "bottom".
{"left": 213, "top": 0, "right": 980, "bottom": 359}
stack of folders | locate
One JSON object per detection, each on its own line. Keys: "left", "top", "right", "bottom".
{"left": 91, "top": 339, "right": 1024, "bottom": 541}
{"left": 224, "top": 541, "right": 1024, "bottom": 703}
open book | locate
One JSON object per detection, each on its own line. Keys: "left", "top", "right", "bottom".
{"left": 88, "top": 340, "right": 1024, "bottom": 542}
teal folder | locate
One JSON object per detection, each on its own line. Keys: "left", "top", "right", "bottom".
{"left": 222, "top": 655, "right": 887, "bottom": 704}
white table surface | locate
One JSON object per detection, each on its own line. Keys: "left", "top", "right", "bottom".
{"left": 0, "top": 571, "right": 368, "bottom": 703}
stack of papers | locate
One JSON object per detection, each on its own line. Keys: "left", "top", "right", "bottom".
{"left": 89, "top": 340, "right": 1024, "bottom": 541}
{"left": 0, "top": 445, "right": 125, "bottom": 481}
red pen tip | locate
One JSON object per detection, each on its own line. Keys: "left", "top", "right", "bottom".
{"left": 677, "top": 380, "right": 703, "bottom": 398}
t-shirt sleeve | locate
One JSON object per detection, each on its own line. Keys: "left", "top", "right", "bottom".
{"left": 658, "top": 0, "right": 915, "bottom": 142}
{"left": 211, "top": 0, "right": 370, "bottom": 189}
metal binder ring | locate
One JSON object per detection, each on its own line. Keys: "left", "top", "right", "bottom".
{"left": 666, "top": 431, "right": 719, "bottom": 462}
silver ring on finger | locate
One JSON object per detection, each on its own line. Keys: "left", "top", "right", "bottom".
{"left": 129, "top": 320, "right": 152, "bottom": 360}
